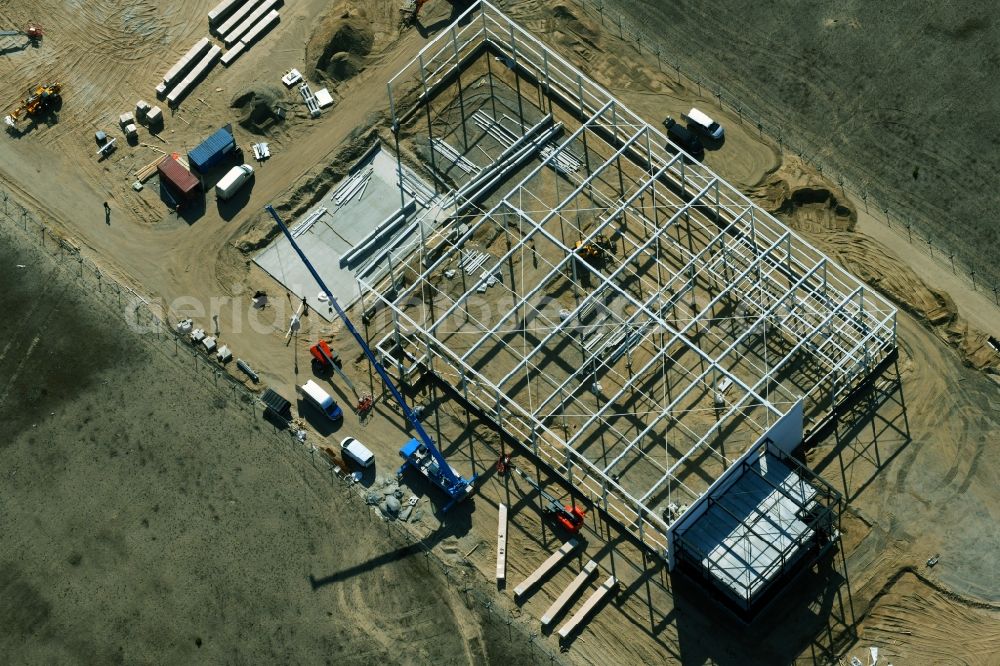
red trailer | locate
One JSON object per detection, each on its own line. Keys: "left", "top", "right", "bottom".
{"left": 157, "top": 155, "right": 200, "bottom": 199}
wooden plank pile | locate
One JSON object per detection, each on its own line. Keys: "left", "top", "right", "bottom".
{"left": 136, "top": 155, "right": 167, "bottom": 183}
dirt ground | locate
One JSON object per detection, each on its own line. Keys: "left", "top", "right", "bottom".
{"left": 1, "top": 0, "right": 999, "bottom": 664}
{"left": 0, "top": 216, "right": 550, "bottom": 664}
{"left": 843, "top": 570, "right": 1000, "bottom": 666}
{"left": 591, "top": 0, "right": 1000, "bottom": 290}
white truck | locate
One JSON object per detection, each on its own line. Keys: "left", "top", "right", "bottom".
{"left": 300, "top": 379, "right": 343, "bottom": 421}
{"left": 215, "top": 164, "right": 254, "bottom": 200}
{"left": 340, "top": 436, "right": 375, "bottom": 468}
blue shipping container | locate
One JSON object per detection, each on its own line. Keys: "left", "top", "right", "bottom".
{"left": 188, "top": 124, "right": 236, "bottom": 172}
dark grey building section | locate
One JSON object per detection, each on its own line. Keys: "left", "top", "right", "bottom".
{"left": 673, "top": 444, "right": 841, "bottom": 616}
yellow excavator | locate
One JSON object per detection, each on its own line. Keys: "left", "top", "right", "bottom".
{"left": 574, "top": 234, "right": 615, "bottom": 268}
{"left": 4, "top": 82, "right": 62, "bottom": 128}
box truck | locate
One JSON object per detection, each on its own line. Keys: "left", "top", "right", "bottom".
{"left": 300, "top": 380, "right": 343, "bottom": 421}
{"left": 216, "top": 164, "right": 254, "bottom": 200}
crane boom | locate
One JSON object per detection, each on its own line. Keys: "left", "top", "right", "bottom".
{"left": 265, "top": 205, "right": 469, "bottom": 497}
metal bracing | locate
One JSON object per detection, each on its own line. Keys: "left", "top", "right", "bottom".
{"left": 509, "top": 184, "right": 790, "bottom": 425}
{"left": 406, "top": 100, "right": 621, "bottom": 327}
{"left": 459, "top": 147, "right": 687, "bottom": 365}
{"left": 638, "top": 283, "right": 865, "bottom": 504}
{"left": 432, "top": 123, "right": 651, "bottom": 328}
{"left": 560, "top": 224, "right": 794, "bottom": 451}
{"left": 364, "top": 1, "right": 897, "bottom": 559}
{"left": 497, "top": 175, "right": 715, "bottom": 396}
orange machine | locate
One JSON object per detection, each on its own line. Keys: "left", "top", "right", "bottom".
{"left": 309, "top": 339, "right": 340, "bottom": 370}
{"left": 4, "top": 82, "right": 61, "bottom": 128}
{"left": 0, "top": 24, "right": 43, "bottom": 43}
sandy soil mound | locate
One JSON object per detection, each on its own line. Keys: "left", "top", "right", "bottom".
{"left": 550, "top": 2, "right": 601, "bottom": 39}
{"left": 750, "top": 155, "right": 856, "bottom": 233}
{"left": 230, "top": 85, "right": 288, "bottom": 135}
{"left": 753, "top": 156, "right": 998, "bottom": 374}
{"left": 306, "top": 3, "right": 374, "bottom": 84}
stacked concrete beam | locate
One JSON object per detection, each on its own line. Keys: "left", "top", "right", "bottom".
{"left": 223, "top": 0, "right": 280, "bottom": 46}
{"left": 214, "top": 0, "right": 264, "bottom": 38}
{"left": 556, "top": 576, "right": 618, "bottom": 641}
{"left": 220, "top": 42, "right": 245, "bottom": 67}
{"left": 496, "top": 504, "right": 508, "bottom": 583}
{"left": 513, "top": 540, "right": 578, "bottom": 600}
{"left": 239, "top": 9, "right": 280, "bottom": 47}
{"left": 156, "top": 37, "right": 210, "bottom": 99}
{"left": 167, "top": 45, "right": 222, "bottom": 106}
{"left": 541, "top": 560, "right": 597, "bottom": 629}
{"left": 208, "top": 0, "right": 246, "bottom": 28}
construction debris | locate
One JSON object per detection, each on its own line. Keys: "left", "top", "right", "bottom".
{"left": 331, "top": 167, "right": 372, "bottom": 206}
{"left": 282, "top": 68, "right": 303, "bottom": 87}
{"left": 251, "top": 142, "right": 270, "bottom": 161}
{"left": 299, "top": 82, "right": 321, "bottom": 118}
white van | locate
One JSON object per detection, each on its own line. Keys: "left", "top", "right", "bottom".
{"left": 341, "top": 436, "right": 375, "bottom": 468}
{"left": 300, "top": 380, "right": 343, "bottom": 421}
{"left": 685, "top": 107, "right": 724, "bottom": 140}
{"left": 215, "top": 164, "right": 254, "bottom": 200}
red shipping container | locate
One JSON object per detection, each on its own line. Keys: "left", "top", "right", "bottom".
{"left": 157, "top": 156, "right": 200, "bottom": 198}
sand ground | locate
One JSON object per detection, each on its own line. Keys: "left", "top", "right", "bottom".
{"left": 594, "top": 0, "right": 1000, "bottom": 290}
{"left": 1, "top": 0, "right": 998, "bottom": 664}
{"left": 0, "top": 216, "right": 550, "bottom": 664}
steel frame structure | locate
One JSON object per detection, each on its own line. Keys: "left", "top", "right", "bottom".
{"left": 359, "top": 2, "right": 897, "bottom": 559}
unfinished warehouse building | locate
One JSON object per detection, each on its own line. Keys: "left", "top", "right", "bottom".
{"left": 357, "top": 2, "right": 898, "bottom": 616}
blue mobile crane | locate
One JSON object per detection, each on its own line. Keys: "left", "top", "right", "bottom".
{"left": 265, "top": 205, "right": 477, "bottom": 510}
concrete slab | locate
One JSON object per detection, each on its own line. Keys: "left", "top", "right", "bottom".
{"left": 254, "top": 145, "right": 438, "bottom": 320}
